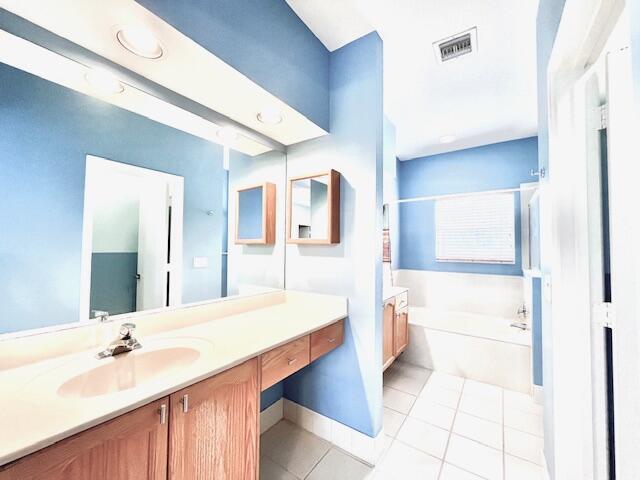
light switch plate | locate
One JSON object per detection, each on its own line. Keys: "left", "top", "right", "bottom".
{"left": 193, "top": 256, "right": 209, "bottom": 268}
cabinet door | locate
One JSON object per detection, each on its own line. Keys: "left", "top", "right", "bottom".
{"left": 0, "top": 398, "right": 169, "bottom": 480}
{"left": 383, "top": 299, "right": 395, "bottom": 370}
{"left": 394, "top": 308, "right": 409, "bottom": 356}
{"left": 168, "top": 358, "right": 259, "bottom": 480}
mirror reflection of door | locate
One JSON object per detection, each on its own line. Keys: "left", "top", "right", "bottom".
{"left": 82, "top": 156, "right": 183, "bottom": 318}
{"left": 290, "top": 175, "right": 328, "bottom": 240}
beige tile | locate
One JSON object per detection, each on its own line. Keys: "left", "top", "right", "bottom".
{"left": 458, "top": 392, "right": 503, "bottom": 424}
{"left": 505, "top": 427, "right": 544, "bottom": 465}
{"left": 445, "top": 434, "right": 503, "bottom": 480}
{"left": 409, "top": 396, "right": 456, "bottom": 431}
{"left": 396, "top": 416, "right": 449, "bottom": 459}
{"left": 505, "top": 454, "right": 546, "bottom": 480}
{"left": 383, "top": 386, "right": 416, "bottom": 414}
{"left": 331, "top": 420, "right": 352, "bottom": 452}
{"left": 440, "top": 463, "right": 486, "bottom": 480}
{"left": 504, "top": 408, "right": 544, "bottom": 437}
{"left": 261, "top": 420, "right": 330, "bottom": 479}
{"left": 452, "top": 412, "right": 503, "bottom": 450}
{"left": 503, "top": 389, "right": 543, "bottom": 416}
{"left": 463, "top": 380, "right": 503, "bottom": 402}
{"left": 373, "top": 441, "right": 441, "bottom": 480}
{"left": 306, "top": 448, "right": 373, "bottom": 480}
{"left": 383, "top": 362, "right": 431, "bottom": 395}
{"left": 260, "top": 456, "right": 299, "bottom": 480}
{"left": 419, "top": 383, "right": 461, "bottom": 409}
{"left": 426, "top": 371, "right": 465, "bottom": 392}
{"left": 383, "top": 407, "right": 406, "bottom": 438}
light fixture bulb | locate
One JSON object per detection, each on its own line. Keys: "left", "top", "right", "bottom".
{"left": 117, "top": 26, "right": 163, "bottom": 59}
{"left": 85, "top": 68, "right": 124, "bottom": 95}
{"left": 257, "top": 105, "right": 283, "bottom": 125}
{"left": 440, "top": 134, "right": 456, "bottom": 144}
{"left": 217, "top": 126, "right": 239, "bottom": 145}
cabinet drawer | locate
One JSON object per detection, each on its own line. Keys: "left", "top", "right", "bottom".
{"left": 310, "top": 320, "right": 344, "bottom": 362}
{"left": 261, "top": 336, "right": 310, "bottom": 391}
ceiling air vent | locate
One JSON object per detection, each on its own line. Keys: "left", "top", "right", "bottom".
{"left": 433, "top": 27, "right": 477, "bottom": 63}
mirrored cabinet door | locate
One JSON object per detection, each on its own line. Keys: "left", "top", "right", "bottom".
{"left": 235, "top": 183, "right": 276, "bottom": 245}
{"left": 287, "top": 170, "right": 340, "bottom": 245}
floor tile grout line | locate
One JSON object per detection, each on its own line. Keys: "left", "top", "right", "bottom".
{"left": 303, "top": 447, "right": 333, "bottom": 480}
{"left": 436, "top": 377, "right": 465, "bottom": 480}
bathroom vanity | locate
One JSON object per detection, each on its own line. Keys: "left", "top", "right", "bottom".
{"left": 0, "top": 291, "right": 346, "bottom": 479}
{"left": 382, "top": 286, "right": 409, "bottom": 370}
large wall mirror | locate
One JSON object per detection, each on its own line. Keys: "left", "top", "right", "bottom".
{"left": 0, "top": 41, "right": 286, "bottom": 336}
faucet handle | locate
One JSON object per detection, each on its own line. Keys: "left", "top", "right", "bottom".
{"left": 119, "top": 323, "right": 136, "bottom": 339}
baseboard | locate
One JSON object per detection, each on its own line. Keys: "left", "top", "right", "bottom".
{"left": 260, "top": 398, "right": 284, "bottom": 434}
{"left": 282, "top": 399, "right": 386, "bottom": 466}
{"left": 533, "top": 385, "right": 543, "bottom": 404}
{"left": 543, "top": 450, "right": 551, "bottom": 480}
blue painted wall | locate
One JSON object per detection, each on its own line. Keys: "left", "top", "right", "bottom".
{"left": 90, "top": 253, "right": 138, "bottom": 315}
{"left": 261, "top": 382, "right": 283, "bottom": 412}
{"left": 397, "top": 137, "right": 538, "bottom": 276}
{"left": 284, "top": 32, "right": 384, "bottom": 437}
{"left": 0, "top": 64, "right": 225, "bottom": 333}
{"left": 137, "top": 0, "right": 330, "bottom": 132}
{"left": 237, "top": 187, "right": 263, "bottom": 240}
{"left": 532, "top": 277, "right": 543, "bottom": 386}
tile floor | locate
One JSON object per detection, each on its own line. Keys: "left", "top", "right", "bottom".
{"left": 260, "top": 361, "right": 545, "bottom": 480}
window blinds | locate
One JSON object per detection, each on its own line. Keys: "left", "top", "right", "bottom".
{"left": 435, "top": 192, "right": 516, "bottom": 264}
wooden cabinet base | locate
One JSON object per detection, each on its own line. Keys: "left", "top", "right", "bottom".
{"left": 0, "top": 399, "right": 169, "bottom": 480}
{"left": 169, "top": 359, "right": 259, "bottom": 480}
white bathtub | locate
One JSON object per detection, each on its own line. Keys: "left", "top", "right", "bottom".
{"left": 402, "top": 307, "right": 532, "bottom": 393}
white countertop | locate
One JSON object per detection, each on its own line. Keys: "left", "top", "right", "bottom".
{"left": 383, "top": 285, "right": 408, "bottom": 302}
{"left": 0, "top": 290, "right": 347, "bottom": 466}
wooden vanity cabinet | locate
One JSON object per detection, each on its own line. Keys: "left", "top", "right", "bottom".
{"left": 383, "top": 291, "right": 409, "bottom": 370}
{"left": 382, "top": 298, "right": 396, "bottom": 370}
{"left": 0, "top": 398, "right": 169, "bottom": 480}
{"left": 169, "top": 358, "right": 259, "bottom": 480}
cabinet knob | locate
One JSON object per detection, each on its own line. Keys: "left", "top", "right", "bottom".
{"left": 181, "top": 394, "right": 189, "bottom": 413}
{"left": 328, "top": 338, "right": 336, "bottom": 343}
{"left": 158, "top": 404, "right": 167, "bottom": 425}
{"left": 287, "top": 358, "right": 298, "bottom": 366}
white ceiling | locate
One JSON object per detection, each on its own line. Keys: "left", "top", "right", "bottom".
{"left": 286, "top": 0, "right": 540, "bottom": 160}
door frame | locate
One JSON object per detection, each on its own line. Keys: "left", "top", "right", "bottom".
{"left": 79, "top": 155, "right": 184, "bottom": 321}
{"left": 547, "top": 0, "right": 633, "bottom": 478}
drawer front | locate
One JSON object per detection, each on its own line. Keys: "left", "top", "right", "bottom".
{"left": 261, "top": 336, "right": 310, "bottom": 391}
{"left": 310, "top": 320, "right": 344, "bottom": 362}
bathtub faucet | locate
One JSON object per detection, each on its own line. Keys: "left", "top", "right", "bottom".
{"left": 510, "top": 321, "right": 529, "bottom": 331}
{"left": 517, "top": 304, "right": 528, "bottom": 319}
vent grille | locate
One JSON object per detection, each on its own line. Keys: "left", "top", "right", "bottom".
{"left": 433, "top": 27, "right": 477, "bottom": 63}
{"left": 439, "top": 34, "right": 472, "bottom": 61}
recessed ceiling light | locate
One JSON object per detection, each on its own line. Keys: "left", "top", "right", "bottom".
{"left": 116, "top": 26, "right": 164, "bottom": 59}
{"left": 217, "top": 126, "right": 239, "bottom": 144}
{"left": 257, "top": 105, "right": 283, "bottom": 125}
{"left": 440, "top": 134, "right": 456, "bottom": 144}
{"left": 85, "top": 68, "right": 124, "bottom": 94}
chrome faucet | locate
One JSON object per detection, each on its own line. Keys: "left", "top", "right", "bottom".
{"left": 96, "top": 323, "right": 142, "bottom": 359}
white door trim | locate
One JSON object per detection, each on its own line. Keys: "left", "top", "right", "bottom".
{"left": 79, "top": 155, "right": 184, "bottom": 320}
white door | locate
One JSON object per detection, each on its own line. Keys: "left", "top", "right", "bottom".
{"left": 604, "top": 46, "right": 640, "bottom": 479}
{"left": 136, "top": 177, "right": 170, "bottom": 312}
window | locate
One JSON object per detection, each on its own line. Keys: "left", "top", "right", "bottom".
{"left": 435, "top": 192, "right": 515, "bottom": 264}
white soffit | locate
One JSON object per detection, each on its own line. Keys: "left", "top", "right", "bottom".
{"left": 0, "top": 0, "right": 328, "bottom": 147}
{"left": 288, "top": 0, "right": 540, "bottom": 160}
{"left": 0, "top": 30, "right": 269, "bottom": 156}
{"left": 284, "top": 0, "right": 374, "bottom": 52}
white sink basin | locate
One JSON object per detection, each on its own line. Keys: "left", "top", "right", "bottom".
{"left": 28, "top": 338, "right": 211, "bottom": 399}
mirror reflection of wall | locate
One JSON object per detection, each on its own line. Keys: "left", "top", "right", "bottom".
{"left": 0, "top": 55, "right": 286, "bottom": 336}
{"left": 290, "top": 175, "right": 329, "bottom": 239}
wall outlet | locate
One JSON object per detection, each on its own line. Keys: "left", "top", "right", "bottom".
{"left": 193, "top": 256, "right": 209, "bottom": 268}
